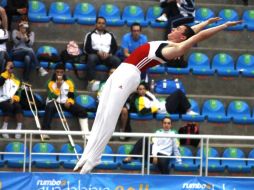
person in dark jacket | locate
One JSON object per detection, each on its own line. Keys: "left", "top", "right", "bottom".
{"left": 83, "top": 16, "right": 121, "bottom": 88}
{"left": 5, "top": 0, "right": 28, "bottom": 30}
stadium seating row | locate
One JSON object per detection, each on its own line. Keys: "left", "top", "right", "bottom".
{"left": 28, "top": 1, "right": 254, "bottom": 30}
{"left": 11, "top": 92, "right": 254, "bottom": 125}
{"left": 13, "top": 45, "right": 254, "bottom": 78}
{"left": 150, "top": 52, "right": 254, "bottom": 77}
{"left": 2, "top": 141, "right": 254, "bottom": 173}
{"left": 132, "top": 98, "right": 254, "bottom": 124}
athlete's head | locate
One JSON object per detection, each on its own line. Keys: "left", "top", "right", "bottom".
{"left": 167, "top": 25, "right": 195, "bottom": 43}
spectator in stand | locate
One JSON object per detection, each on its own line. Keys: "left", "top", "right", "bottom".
{"left": 156, "top": 0, "right": 195, "bottom": 39}
{"left": 41, "top": 63, "right": 89, "bottom": 140}
{"left": 83, "top": 16, "right": 121, "bottom": 88}
{"left": 123, "top": 117, "right": 181, "bottom": 174}
{"left": 130, "top": 82, "right": 198, "bottom": 116}
{"left": 121, "top": 22, "right": 148, "bottom": 81}
{"left": 0, "top": 60, "right": 24, "bottom": 139}
{"left": 121, "top": 22, "right": 148, "bottom": 59}
{"left": 0, "top": 16, "right": 9, "bottom": 72}
{"left": 96, "top": 68, "right": 131, "bottom": 140}
{"left": 156, "top": 0, "right": 180, "bottom": 22}
{"left": 242, "top": 0, "right": 248, "bottom": 6}
{"left": 0, "top": 6, "right": 8, "bottom": 30}
{"left": 11, "top": 21, "right": 48, "bottom": 81}
{"left": 5, "top": 0, "right": 28, "bottom": 30}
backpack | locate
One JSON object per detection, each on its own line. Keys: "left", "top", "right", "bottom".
{"left": 178, "top": 123, "right": 200, "bottom": 147}
{"left": 60, "top": 41, "right": 87, "bottom": 80}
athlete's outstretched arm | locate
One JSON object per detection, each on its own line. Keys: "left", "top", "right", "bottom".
{"left": 162, "top": 20, "right": 242, "bottom": 60}
{"left": 191, "top": 17, "right": 221, "bottom": 34}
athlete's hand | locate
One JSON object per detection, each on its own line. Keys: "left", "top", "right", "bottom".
{"left": 207, "top": 17, "right": 221, "bottom": 24}
{"left": 225, "top": 20, "right": 242, "bottom": 27}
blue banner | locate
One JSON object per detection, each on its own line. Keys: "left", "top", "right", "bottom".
{"left": 0, "top": 172, "right": 253, "bottom": 190}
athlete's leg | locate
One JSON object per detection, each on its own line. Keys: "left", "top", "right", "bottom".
{"left": 74, "top": 64, "right": 140, "bottom": 173}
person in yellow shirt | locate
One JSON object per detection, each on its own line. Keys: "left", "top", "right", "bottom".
{"left": 41, "top": 63, "right": 88, "bottom": 140}
{"left": 0, "top": 60, "right": 23, "bottom": 139}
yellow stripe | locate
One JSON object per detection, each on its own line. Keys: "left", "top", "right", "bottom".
{"left": 13, "top": 95, "right": 20, "bottom": 102}
{"left": 48, "top": 81, "right": 60, "bottom": 96}
{"left": 151, "top": 106, "right": 158, "bottom": 113}
{"left": 66, "top": 80, "right": 74, "bottom": 92}
{"left": 1, "top": 71, "right": 10, "bottom": 79}
{"left": 138, "top": 97, "right": 145, "bottom": 111}
{"left": 67, "top": 98, "right": 74, "bottom": 105}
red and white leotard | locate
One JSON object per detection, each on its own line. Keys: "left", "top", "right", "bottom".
{"left": 124, "top": 41, "right": 169, "bottom": 72}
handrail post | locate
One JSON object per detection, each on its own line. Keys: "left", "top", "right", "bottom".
{"left": 205, "top": 138, "right": 209, "bottom": 176}
{"left": 28, "top": 133, "right": 33, "bottom": 172}
{"left": 23, "top": 132, "right": 27, "bottom": 172}
{"left": 199, "top": 137, "right": 203, "bottom": 176}
{"left": 147, "top": 136, "right": 151, "bottom": 175}
{"left": 141, "top": 136, "right": 145, "bottom": 175}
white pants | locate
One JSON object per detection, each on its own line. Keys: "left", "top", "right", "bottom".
{"left": 82, "top": 63, "right": 141, "bottom": 166}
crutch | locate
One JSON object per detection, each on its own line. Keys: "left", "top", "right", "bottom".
{"left": 53, "top": 99, "right": 79, "bottom": 160}
{"left": 22, "top": 82, "right": 44, "bottom": 141}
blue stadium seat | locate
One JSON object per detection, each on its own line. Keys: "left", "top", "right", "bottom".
{"left": 221, "top": 148, "right": 251, "bottom": 173}
{"left": 217, "top": 9, "right": 244, "bottom": 31}
{"left": 167, "top": 66, "right": 190, "bottom": 75}
{"left": 146, "top": 5, "right": 167, "bottom": 28}
{"left": 243, "top": 10, "right": 254, "bottom": 31}
{"left": 196, "top": 147, "right": 224, "bottom": 172}
{"left": 73, "top": 3, "right": 96, "bottom": 25}
{"left": 28, "top": 1, "right": 51, "bottom": 22}
{"left": 65, "top": 63, "right": 87, "bottom": 70}
{"left": 202, "top": 99, "right": 230, "bottom": 123}
{"left": 247, "top": 149, "right": 254, "bottom": 169}
{"left": 227, "top": 100, "right": 254, "bottom": 124}
{"left": 49, "top": 2, "right": 75, "bottom": 24}
{"left": 130, "top": 113, "right": 154, "bottom": 120}
{"left": 148, "top": 65, "right": 166, "bottom": 74}
{"left": 182, "top": 99, "right": 205, "bottom": 122}
{"left": 96, "top": 145, "right": 118, "bottom": 170}
{"left": 122, "top": 5, "right": 148, "bottom": 27}
{"left": 75, "top": 95, "right": 97, "bottom": 110}
{"left": 195, "top": 8, "right": 216, "bottom": 28}
{"left": 154, "top": 79, "right": 185, "bottom": 95}
{"left": 96, "top": 64, "right": 109, "bottom": 72}
{"left": 174, "top": 146, "right": 198, "bottom": 171}
{"left": 3, "top": 142, "right": 28, "bottom": 168}
{"left": 76, "top": 95, "right": 97, "bottom": 119}
{"left": 212, "top": 53, "right": 238, "bottom": 77}
{"left": 155, "top": 97, "right": 180, "bottom": 121}
{"left": 36, "top": 45, "right": 60, "bottom": 69}
{"left": 188, "top": 52, "right": 214, "bottom": 75}
{"left": 98, "top": 4, "right": 124, "bottom": 26}
{"left": 0, "top": 0, "right": 6, "bottom": 7}
{"left": 117, "top": 144, "right": 142, "bottom": 170}
{"left": 236, "top": 54, "right": 254, "bottom": 77}
{"left": 32, "top": 143, "right": 60, "bottom": 169}
{"left": 59, "top": 143, "right": 83, "bottom": 169}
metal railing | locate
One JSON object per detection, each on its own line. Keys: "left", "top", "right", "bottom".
{"left": 0, "top": 129, "right": 254, "bottom": 176}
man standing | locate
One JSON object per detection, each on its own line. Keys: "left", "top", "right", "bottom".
{"left": 83, "top": 16, "right": 121, "bottom": 88}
